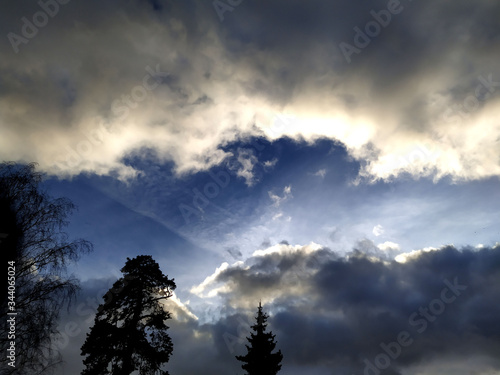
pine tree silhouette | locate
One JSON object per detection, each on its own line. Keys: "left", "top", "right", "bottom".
{"left": 81, "top": 255, "right": 175, "bottom": 375}
{"left": 236, "top": 302, "right": 283, "bottom": 375}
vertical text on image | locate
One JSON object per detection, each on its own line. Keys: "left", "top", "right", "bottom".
{"left": 6, "top": 261, "right": 17, "bottom": 368}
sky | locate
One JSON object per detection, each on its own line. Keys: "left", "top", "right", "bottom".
{"left": 1, "top": 0, "right": 500, "bottom": 374}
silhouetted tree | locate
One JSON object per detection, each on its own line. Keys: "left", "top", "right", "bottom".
{"left": 0, "top": 162, "right": 92, "bottom": 374}
{"left": 81, "top": 255, "right": 176, "bottom": 375}
{"left": 236, "top": 302, "right": 283, "bottom": 375}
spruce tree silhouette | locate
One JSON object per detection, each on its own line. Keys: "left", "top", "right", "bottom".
{"left": 236, "top": 302, "right": 283, "bottom": 375}
{"left": 81, "top": 255, "right": 176, "bottom": 375}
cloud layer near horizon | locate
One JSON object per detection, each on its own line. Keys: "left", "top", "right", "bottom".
{"left": 1, "top": 0, "right": 500, "bottom": 183}
{"left": 195, "top": 242, "right": 500, "bottom": 374}
{"left": 58, "top": 242, "right": 500, "bottom": 375}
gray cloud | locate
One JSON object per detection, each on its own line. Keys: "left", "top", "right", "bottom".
{"left": 191, "top": 242, "right": 500, "bottom": 374}
{"left": 1, "top": 1, "right": 500, "bottom": 182}
{"left": 51, "top": 242, "right": 500, "bottom": 374}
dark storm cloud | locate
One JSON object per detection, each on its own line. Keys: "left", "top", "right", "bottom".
{"left": 220, "top": 0, "right": 500, "bottom": 97}
{"left": 51, "top": 243, "right": 500, "bottom": 374}
{"left": 2, "top": 0, "right": 500, "bottom": 181}
{"left": 196, "top": 243, "right": 500, "bottom": 374}
{"left": 292, "top": 246, "right": 500, "bottom": 374}
{"left": 215, "top": 0, "right": 500, "bottom": 181}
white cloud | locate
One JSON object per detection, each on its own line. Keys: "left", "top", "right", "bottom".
{"left": 252, "top": 242, "right": 322, "bottom": 258}
{"left": 189, "top": 241, "right": 326, "bottom": 309}
{"left": 313, "top": 169, "right": 327, "bottom": 178}
{"left": 2, "top": 2, "right": 500, "bottom": 184}
{"left": 0, "top": 5, "right": 276, "bottom": 181}
{"left": 189, "top": 262, "right": 230, "bottom": 296}
{"left": 394, "top": 246, "right": 439, "bottom": 263}
{"left": 377, "top": 241, "right": 400, "bottom": 252}
{"left": 235, "top": 149, "right": 258, "bottom": 186}
{"left": 163, "top": 292, "right": 199, "bottom": 321}
{"left": 272, "top": 212, "right": 283, "bottom": 221}
{"left": 263, "top": 158, "right": 278, "bottom": 169}
{"left": 372, "top": 224, "right": 384, "bottom": 237}
{"left": 268, "top": 185, "right": 292, "bottom": 207}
